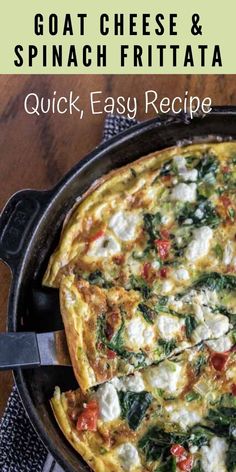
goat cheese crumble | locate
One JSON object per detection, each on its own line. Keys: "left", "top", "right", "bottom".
{"left": 171, "top": 183, "right": 197, "bottom": 203}
{"left": 156, "top": 314, "right": 184, "bottom": 340}
{"left": 126, "top": 317, "right": 155, "bottom": 348}
{"left": 144, "top": 360, "right": 183, "bottom": 393}
{"left": 200, "top": 436, "right": 228, "bottom": 472}
{"left": 88, "top": 234, "right": 121, "bottom": 258}
{"left": 111, "top": 373, "right": 145, "bottom": 393}
{"left": 109, "top": 211, "right": 140, "bottom": 241}
{"left": 116, "top": 443, "right": 140, "bottom": 471}
{"left": 186, "top": 226, "right": 213, "bottom": 262}
{"left": 206, "top": 334, "right": 233, "bottom": 353}
{"left": 167, "top": 405, "right": 202, "bottom": 430}
{"left": 96, "top": 383, "right": 121, "bottom": 422}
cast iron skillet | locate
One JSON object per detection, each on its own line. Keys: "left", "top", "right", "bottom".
{"left": 1, "top": 107, "right": 236, "bottom": 472}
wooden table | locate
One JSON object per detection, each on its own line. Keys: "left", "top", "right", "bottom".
{"left": 0, "top": 74, "right": 235, "bottom": 417}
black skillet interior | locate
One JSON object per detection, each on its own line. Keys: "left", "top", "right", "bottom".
{"left": 2, "top": 109, "right": 236, "bottom": 472}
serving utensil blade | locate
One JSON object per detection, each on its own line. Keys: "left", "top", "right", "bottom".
{"left": 0, "top": 330, "right": 71, "bottom": 369}
{"left": 37, "top": 330, "right": 71, "bottom": 366}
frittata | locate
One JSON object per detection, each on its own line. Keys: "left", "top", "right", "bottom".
{"left": 51, "top": 342, "right": 236, "bottom": 472}
{"left": 44, "top": 141, "right": 236, "bottom": 471}
{"left": 60, "top": 273, "right": 235, "bottom": 391}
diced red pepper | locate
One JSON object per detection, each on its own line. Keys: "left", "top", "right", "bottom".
{"left": 113, "top": 254, "right": 125, "bottom": 265}
{"left": 222, "top": 166, "right": 230, "bottom": 174}
{"left": 105, "top": 311, "right": 121, "bottom": 341}
{"left": 162, "top": 175, "right": 172, "bottom": 182}
{"left": 170, "top": 445, "right": 193, "bottom": 471}
{"left": 178, "top": 456, "right": 194, "bottom": 471}
{"left": 108, "top": 311, "right": 119, "bottom": 324}
{"left": 231, "top": 384, "right": 236, "bottom": 396}
{"left": 76, "top": 400, "right": 99, "bottom": 432}
{"left": 160, "top": 229, "right": 170, "bottom": 239}
{"left": 220, "top": 195, "right": 232, "bottom": 208}
{"left": 107, "top": 349, "right": 116, "bottom": 360}
{"left": 170, "top": 444, "right": 186, "bottom": 458}
{"left": 142, "top": 262, "right": 151, "bottom": 280}
{"left": 105, "top": 322, "right": 114, "bottom": 341}
{"left": 155, "top": 239, "right": 171, "bottom": 260}
{"left": 211, "top": 352, "right": 229, "bottom": 371}
{"left": 160, "top": 267, "right": 168, "bottom": 278}
{"left": 90, "top": 230, "right": 105, "bottom": 242}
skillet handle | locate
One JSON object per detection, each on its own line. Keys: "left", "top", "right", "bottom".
{"left": 0, "top": 332, "right": 40, "bottom": 369}
{"left": 0, "top": 189, "right": 47, "bottom": 273}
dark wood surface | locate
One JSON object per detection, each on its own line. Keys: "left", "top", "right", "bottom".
{"left": 0, "top": 74, "right": 235, "bottom": 417}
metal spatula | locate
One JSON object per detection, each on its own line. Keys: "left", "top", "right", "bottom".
{"left": 0, "top": 331, "right": 71, "bottom": 369}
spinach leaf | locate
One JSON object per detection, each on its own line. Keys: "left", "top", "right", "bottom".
{"left": 188, "top": 426, "right": 213, "bottom": 448}
{"left": 158, "top": 339, "right": 177, "bottom": 357}
{"left": 185, "top": 315, "right": 198, "bottom": 339}
{"left": 177, "top": 201, "right": 220, "bottom": 228}
{"left": 213, "top": 305, "right": 233, "bottom": 316}
{"left": 88, "top": 270, "right": 103, "bottom": 284}
{"left": 118, "top": 391, "right": 153, "bottom": 430}
{"left": 228, "top": 207, "right": 235, "bottom": 222}
{"left": 97, "top": 313, "right": 125, "bottom": 355}
{"left": 193, "top": 354, "right": 207, "bottom": 376}
{"left": 192, "top": 462, "right": 204, "bottom": 472}
{"left": 185, "top": 391, "right": 200, "bottom": 402}
{"left": 127, "top": 351, "right": 148, "bottom": 368}
{"left": 112, "top": 349, "right": 147, "bottom": 367}
{"left": 130, "top": 168, "right": 137, "bottom": 178}
{"left": 138, "top": 426, "right": 186, "bottom": 461}
{"left": 226, "top": 311, "right": 236, "bottom": 327}
{"left": 207, "top": 407, "right": 236, "bottom": 436}
{"left": 108, "top": 318, "right": 125, "bottom": 354}
{"left": 176, "top": 203, "right": 193, "bottom": 224}
{"left": 194, "top": 272, "right": 236, "bottom": 292}
{"left": 139, "top": 424, "right": 213, "bottom": 470}
{"left": 158, "top": 296, "right": 169, "bottom": 305}
{"left": 130, "top": 275, "right": 152, "bottom": 299}
{"left": 196, "top": 154, "right": 218, "bottom": 180}
{"left": 220, "top": 393, "right": 236, "bottom": 409}
{"left": 88, "top": 270, "right": 112, "bottom": 288}
{"left": 138, "top": 426, "right": 169, "bottom": 461}
{"left": 226, "top": 441, "right": 236, "bottom": 472}
{"left": 213, "top": 244, "right": 223, "bottom": 260}
{"left": 143, "top": 212, "right": 162, "bottom": 241}
{"left": 160, "top": 160, "right": 173, "bottom": 176}
{"left": 132, "top": 246, "right": 152, "bottom": 260}
{"left": 155, "top": 300, "right": 183, "bottom": 318}
{"left": 97, "top": 314, "right": 148, "bottom": 367}
{"left": 197, "top": 201, "right": 221, "bottom": 228}
{"left": 108, "top": 333, "right": 146, "bottom": 365}
{"left": 97, "top": 314, "right": 148, "bottom": 366}
{"left": 138, "top": 303, "right": 156, "bottom": 324}
{"left": 173, "top": 244, "right": 187, "bottom": 258}
{"left": 97, "top": 314, "right": 108, "bottom": 345}
{"left": 156, "top": 296, "right": 169, "bottom": 310}
{"left": 155, "top": 456, "right": 176, "bottom": 472}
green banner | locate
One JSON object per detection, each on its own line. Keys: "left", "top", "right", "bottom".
{"left": 0, "top": 0, "right": 234, "bottom": 74}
